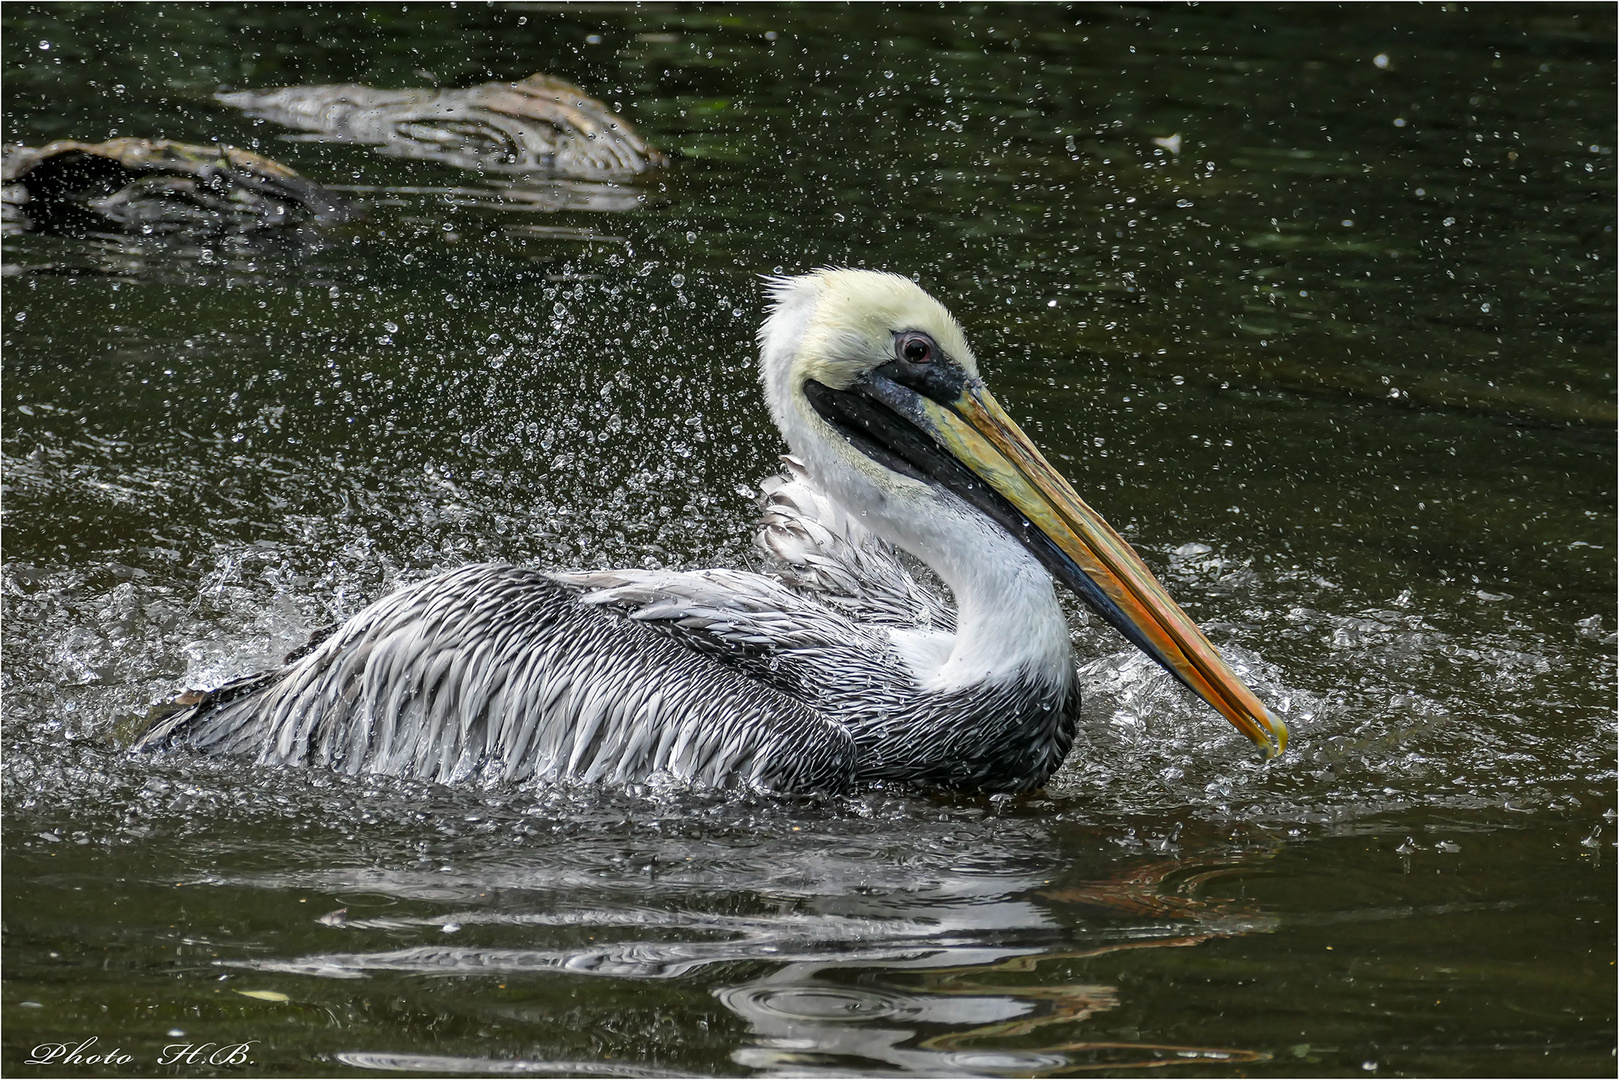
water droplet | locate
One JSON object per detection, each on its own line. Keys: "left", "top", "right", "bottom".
{"left": 671, "top": 273, "right": 686, "bottom": 289}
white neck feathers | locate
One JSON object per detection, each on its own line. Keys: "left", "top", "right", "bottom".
{"left": 757, "top": 276, "right": 1075, "bottom": 695}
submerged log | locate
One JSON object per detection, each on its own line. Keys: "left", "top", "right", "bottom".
{"left": 218, "top": 74, "right": 666, "bottom": 179}
{"left": 1, "top": 138, "right": 352, "bottom": 236}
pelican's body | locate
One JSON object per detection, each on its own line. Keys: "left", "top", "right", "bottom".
{"left": 137, "top": 271, "right": 1285, "bottom": 792}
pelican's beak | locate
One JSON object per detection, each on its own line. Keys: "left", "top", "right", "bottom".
{"left": 825, "top": 373, "right": 1287, "bottom": 759}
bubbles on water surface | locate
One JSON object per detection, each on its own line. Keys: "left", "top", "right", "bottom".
{"left": 2, "top": 376, "right": 1607, "bottom": 835}
{"left": 1049, "top": 536, "right": 1611, "bottom": 823}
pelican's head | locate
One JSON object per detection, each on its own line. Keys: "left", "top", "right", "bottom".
{"left": 757, "top": 268, "right": 1288, "bottom": 760}
{"left": 758, "top": 268, "right": 980, "bottom": 402}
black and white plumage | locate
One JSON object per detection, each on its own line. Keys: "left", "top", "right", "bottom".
{"left": 137, "top": 270, "right": 1286, "bottom": 793}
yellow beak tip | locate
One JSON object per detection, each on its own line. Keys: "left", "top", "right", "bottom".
{"left": 1261, "top": 714, "right": 1290, "bottom": 759}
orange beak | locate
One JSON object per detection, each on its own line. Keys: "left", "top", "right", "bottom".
{"left": 912, "top": 382, "right": 1287, "bottom": 758}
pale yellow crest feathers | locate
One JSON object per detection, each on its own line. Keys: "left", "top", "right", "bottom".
{"left": 759, "top": 269, "right": 980, "bottom": 390}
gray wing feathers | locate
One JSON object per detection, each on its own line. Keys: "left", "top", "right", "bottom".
{"left": 137, "top": 565, "right": 855, "bottom": 793}
{"left": 550, "top": 455, "right": 954, "bottom": 705}
{"left": 755, "top": 456, "right": 954, "bottom": 630}
{"left": 557, "top": 566, "right": 923, "bottom": 714}
{"left": 556, "top": 567, "right": 872, "bottom": 652}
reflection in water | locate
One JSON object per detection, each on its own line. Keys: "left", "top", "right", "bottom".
{"left": 715, "top": 855, "right": 1274, "bottom": 1076}
{"left": 0, "top": 227, "right": 346, "bottom": 283}
{"left": 336, "top": 181, "right": 651, "bottom": 216}
{"left": 218, "top": 819, "right": 1275, "bottom": 1076}
{"left": 335, "top": 1051, "right": 698, "bottom": 1077}
{"left": 911, "top": 950, "right": 1265, "bottom": 1075}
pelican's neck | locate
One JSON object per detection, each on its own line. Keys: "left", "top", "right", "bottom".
{"left": 762, "top": 387, "right": 1073, "bottom": 696}
{"left": 903, "top": 505, "right": 1076, "bottom": 694}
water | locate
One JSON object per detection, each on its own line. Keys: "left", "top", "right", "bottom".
{"left": 3, "top": 4, "right": 1613, "bottom": 1075}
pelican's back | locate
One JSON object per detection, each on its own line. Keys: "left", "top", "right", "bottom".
{"left": 136, "top": 564, "right": 856, "bottom": 793}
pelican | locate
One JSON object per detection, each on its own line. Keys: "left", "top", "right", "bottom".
{"left": 136, "top": 270, "right": 1287, "bottom": 793}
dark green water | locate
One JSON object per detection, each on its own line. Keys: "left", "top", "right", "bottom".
{"left": 3, "top": 4, "right": 1613, "bottom": 1076}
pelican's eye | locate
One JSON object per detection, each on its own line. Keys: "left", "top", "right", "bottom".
{"left": 896, "top": 331, "right": 936, "bottom": 365}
